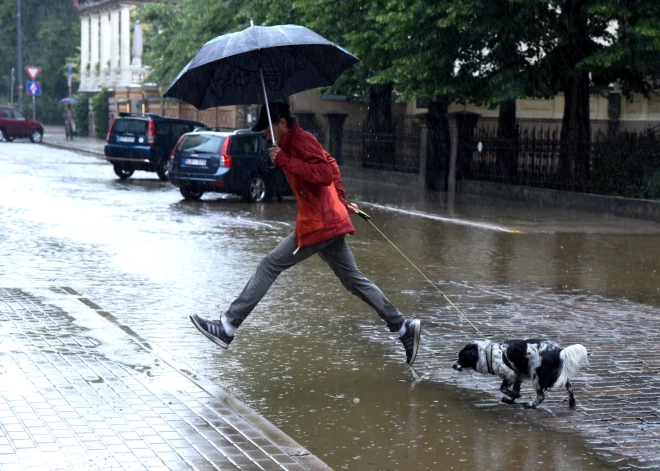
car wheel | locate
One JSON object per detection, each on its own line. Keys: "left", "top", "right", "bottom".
{"left": 30, "top": 128, "right": 43, "bottom": 143}
{"left": 113, "top": 165, "right": 134, "bottom": 180}
{"left": 244, "top": 175, "right": 267, "bottom": 202}
{"left": 180, "top": 186, "right": 203, "bottom": 201}
{"left": 156, "top": 158, "right": 169, "bottom": 181}
{"left": 5, "top": 134, "right": 14, "bottom": 142}
{"left": 0, "top": 128, "right": 5, "bottom": 142}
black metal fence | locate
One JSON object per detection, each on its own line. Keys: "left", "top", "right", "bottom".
{"left": 313, "top": 118, "right": 659, "bottom": 200}
{"left": 472, "top": 126, "right": 564, "bottom": 188}
{"left": 591, "top": 131, "right": 660, "bottom": 199}
{"left": 341, "top": 127, "right": 420, "bottom": 173}
{"left": 470, "top": 126, "right": 660, "bottom": 198}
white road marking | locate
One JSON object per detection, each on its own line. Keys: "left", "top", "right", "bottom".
{"left": 358, "top": 202, "right": 525, "bottom": 234}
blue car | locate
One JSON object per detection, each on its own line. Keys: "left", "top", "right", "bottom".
{"left": 168, "top": 129, "right": 292, "bottom": 202}
{"left": 104, "top": 113, "right": 207, "bottom": 181}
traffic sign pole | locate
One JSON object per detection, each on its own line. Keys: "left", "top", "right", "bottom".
{"left": 67, "top": 64, "right": 72, "bottom": 97}
{"left": 26, "top": 80, "right": 41, "bottom": 121}
{"left": 17, "top": 0, "right": 23, "bottom": 110}
{"left": 10, "top": 68, "right": 15, "bottom": 106}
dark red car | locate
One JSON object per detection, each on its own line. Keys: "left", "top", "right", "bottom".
{"left": 0, "top": 106, "right": 44, "bottom": 143}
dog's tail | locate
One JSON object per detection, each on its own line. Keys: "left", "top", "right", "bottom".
{"left": 553, "top": 344, "right": 589, "bottom": 389}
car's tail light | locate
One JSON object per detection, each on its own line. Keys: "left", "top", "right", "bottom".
{"left": 147, "top": 119, "right": 156, "bottom": 146}
{"left": 220, "top": 136, "right": 233, "bottom": 167}
{"left": 170, "top": 134, "right": 186, "bottom": 164}
{"left": 106, "top": 117, "right": 118, "bottom": 143}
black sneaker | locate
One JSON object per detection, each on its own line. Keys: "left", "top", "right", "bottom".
{"left": 399, "top": 319, "right": 421, "bottom": 366}
{"left": 190, "top": 314, "right": 234, "bottom": 349}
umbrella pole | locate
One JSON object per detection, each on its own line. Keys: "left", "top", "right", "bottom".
{"left": 259, "top": 67, "right": 276, "bottom": 147}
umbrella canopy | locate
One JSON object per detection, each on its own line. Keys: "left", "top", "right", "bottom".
{"left": 59, "top": 97, "right": 77, "bottom": 105}
{"left": 163, "top": 24, "right": 360, "bottom": 110}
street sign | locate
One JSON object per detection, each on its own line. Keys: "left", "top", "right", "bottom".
{"left": 25, "top": 66, "right": 41, "bottom": 81}
{"left": 26, "top": 81, "right": 41, "bottom": 96}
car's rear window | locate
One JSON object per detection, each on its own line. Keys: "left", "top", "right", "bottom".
{"left": 177, "top": 135, "right": 225, "bottom": 153}
{"left": 111, "top": 119, "right": 148, "bottom": 135}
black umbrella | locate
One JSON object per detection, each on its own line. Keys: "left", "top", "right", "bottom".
{"left": 163, "top": 22, "right": 360, "bottom": 145}
{"left": 59, "top": 97, "right": 77, "bottom": 105}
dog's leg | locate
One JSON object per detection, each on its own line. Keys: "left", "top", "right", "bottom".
{"left": 525, "top": 380, "right": 545, "bottom": 408}
{"left": 499, "top": 379, "right": 518, "bottom": 405}
{"left": 512, "top": 379, "right": 522, "bottom": 399}
{"left": 500, "top": 379, "right": 521, "bottom": 399}
{"left": 566, "top": 381, "right": 576, "bottom": 409}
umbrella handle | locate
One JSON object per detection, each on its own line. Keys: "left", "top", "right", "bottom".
{"left": 259, "top": 68, "right": 277, "bottom": 147}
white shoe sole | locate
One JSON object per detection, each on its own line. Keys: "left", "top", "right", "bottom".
{"left": 190, "top": 315, "right": 230, "bottom": 349}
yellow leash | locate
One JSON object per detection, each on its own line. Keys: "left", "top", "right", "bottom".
{"left": 354, "top": 208, "right": 488, "bottom": 339}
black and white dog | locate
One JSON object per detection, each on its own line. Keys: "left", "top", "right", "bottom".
{"left": 452, "top": 339, "right": 588, "bottom": 408}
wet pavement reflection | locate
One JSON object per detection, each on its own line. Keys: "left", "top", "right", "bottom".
{"left": 2, "top": 142, "right": 660, "bottom": 469}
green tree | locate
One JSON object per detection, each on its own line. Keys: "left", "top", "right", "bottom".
{"left": 73, "top": 93, "right": 88, "bottom": 137}
{"left": 139, "top": 0, "right": 250, "bottom": 86}
{"left": 433, "top": 1, "right": 554, "bottom": 180}
{"left": 551, "top": 0, "right": 660, "bottom": 189}
{"left": 92, "top": 87, "right": 109, "bottom": 139}
{"left": 142, "top": 0, "right": 401, "bottom": 167}
{"left": 0, "top": 0, "right": 79, "bottom": 123}
{"left": 370, "top": 1, "right": 472, "bottom": 189}
{"left": 421, "top": 0, "right": 660, "bottom": 190}
{"left": 139, "top": 0, "right": 660, "bottom": 192}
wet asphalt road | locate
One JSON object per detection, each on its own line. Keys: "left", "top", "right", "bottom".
{"left": 2, "top": 141, "right": 660, "bottom": 470}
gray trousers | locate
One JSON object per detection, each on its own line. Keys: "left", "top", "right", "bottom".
{"left": 224, "top": 232, "right": 405, "bottom": 332}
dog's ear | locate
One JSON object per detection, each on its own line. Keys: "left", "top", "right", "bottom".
{"left": 457, "top": 343, "right": 480, "bottom": 370}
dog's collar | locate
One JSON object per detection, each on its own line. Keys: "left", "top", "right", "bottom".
{"left": 486, "top": 342, "right": 495, "bottom": 375}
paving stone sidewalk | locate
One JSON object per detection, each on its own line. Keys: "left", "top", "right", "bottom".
{"left": 0, "top": 287, "right": 331, "bottom": 471}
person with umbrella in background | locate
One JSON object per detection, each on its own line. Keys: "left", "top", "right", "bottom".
{"left": 190, "top": 101, "right": 421, "bottom": 366}
{"left": 63, "top": 103, "right": 75, "bottom": 140}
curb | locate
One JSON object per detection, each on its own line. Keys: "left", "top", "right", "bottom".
{"left": 41, "top": 139, "right": 105, "bottom": 158}
{"left": 41, "top": 139, "right": 105, "bottom": 159}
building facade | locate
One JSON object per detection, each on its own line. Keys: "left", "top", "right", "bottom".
{"left": 75, "top": 0, "right": 243, "bottom": 133}
{"left": 76, "top": 0, "right": 149, "bottom": 92}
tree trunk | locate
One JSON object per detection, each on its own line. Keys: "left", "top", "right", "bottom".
{"left": 558, "top": 0, "right": 591, "bottom": 191}
{"left": 363, "top": 83, "right": 394, "bottom": 170}
{"left": 426, "top": 98, "right": 450, "bottom": 191}
{"left": 496, "top": 99, "right": 517, "bottom": 181}
{"left": 559, "top": 72, "right": 591, "bottom": 190}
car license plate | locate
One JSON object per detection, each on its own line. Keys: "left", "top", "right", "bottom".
{"left": 117, "top": 136, "right": 135, "bottom": 143}
{"left": 185, "top": 158, "right": 207, "bottom": 166}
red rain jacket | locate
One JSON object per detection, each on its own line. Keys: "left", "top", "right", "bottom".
{"left": 274, "top": 124, "right": 355, "bottom": 248}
